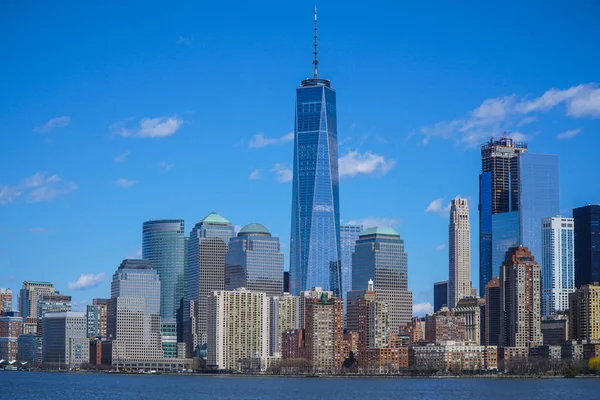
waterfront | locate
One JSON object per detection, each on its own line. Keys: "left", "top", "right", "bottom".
{"left": 2, "top": 372, "right": 599, "bottom": 399}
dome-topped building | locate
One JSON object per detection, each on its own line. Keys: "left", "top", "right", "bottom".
{"left": 238, "top": 223, "right": 271, "bottom": 237}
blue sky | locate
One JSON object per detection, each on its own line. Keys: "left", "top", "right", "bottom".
{"left": 1, "top": 1, "right": 599, "bottom": 314}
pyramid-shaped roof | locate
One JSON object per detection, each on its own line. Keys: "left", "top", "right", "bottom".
{"left": 360, "top": 226, "right": 399, "bottom": 237}
{"left": 199, "top": 212, "right": 231, "bottom": 226}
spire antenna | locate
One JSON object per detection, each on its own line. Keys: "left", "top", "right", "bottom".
{"left": 313, "top": 7, "right": 318, "bottom": 79}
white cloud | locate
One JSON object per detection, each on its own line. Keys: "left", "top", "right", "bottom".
{"left": 177, "top": 36, "right": 192, "bottom": 45}
{"left": 158, "top": 162, "right": 174, "bottom": 172}
{"left": 114, "top": 178, "right": 138, "bottom": 189}
{"left": 271, "top": 164, "right": 293, "bottom": 183}
{"left": 418, "top": 83, "right": 600, "bottom": 147}
{"left": 338, "top": 150, "right": 396, "bottom": 178}
{"left": 435, "top": 244, "right": 446, "bottom": 252}
{"left": 21, "top": 172, "right": 46, "bottom": 188}
{"left": 413, "top": 302, "right": 433, "bottom": 316}
{"left": 114, "top": 151, "right": 130, "bottom": 163}
{"left": 125, "top": 247, "right": 142, "bottom": 259}
{"left": 110, "top": 116, "right": 183, "bottom": 138}
{"left": 346, "top": 217, "right": 401, "bottom": 229}
{"left": 556, "top": 128, "right": 582, "bottom": 140}
{"left": 248, "top": 132, "right": 294, "bottom": 148}
{"left": 234, "top": 225, "right": 243, "bottom": 235}
{"left": 33, "top": 116, "right": 71, "bottom": 133}
{"left": 249, "top": 169, "right": 261, "bottom": 180}
{"left": 0, "top": 186, "right": 21, "bottom": 205}
{"left": 68, "top": 273, "right": 106, "bottom": 290}
{"left": 425, "top": 198, "right": 451, "bottom": 215}
{"left": 1, "top": 172, "right": 76, "bottom": 205}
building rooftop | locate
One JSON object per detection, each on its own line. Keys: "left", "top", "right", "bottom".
{"left": 118, "top": 259, "right": 154, "bottom": 270}
{"left": 198, "top": 212, "right": 231, "bottom": 226}
{"left": 238, "top": 223, "right": 271, "bottom": 236}
{"left": 360, "top": 226, "right": 399, "bottom": 237}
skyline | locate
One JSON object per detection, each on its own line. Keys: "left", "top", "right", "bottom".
{"left": 1, "top": 2, "right": 600, "bottom": 314}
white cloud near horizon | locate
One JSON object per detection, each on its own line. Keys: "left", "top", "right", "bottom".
{"left": 248, "top": 132, "right": 294, "bottom": 148}
{"left": 114, "top": 178, "right": 138, "bottom": 189}
{"left": 33, "top": 116, "right": 71, "bottom": 133}
{"left": 413, "top": 302, "right": 433, "bottom": 316}
{"left": 425, "top": 198, "right": 451, "bottom": 215}
{"left": 249, "top": 169, "right": 261, "bottom": 180}
{"left": 114, "top": 151, "right": 130, "bottom": 163}
{"left": 346, "top": 217, "right": 401, "bottom": 229}
{"left": 417, "top": 83, "right": 600, "bottom": 147}
{"left": 111, "top": 116, "right": 183, "bottom": 138}
{"left": 1, "top": 172, "right": 77, "bottom": 205}
{"left": 68, "top": 273, "right": 106, "bottom": 290}
{"left": 435, "top": 243, "right": 446, "bottom": 252}
{"left": 271, "top": 164, "right": 293, "bottom": 183}
{"left": 556, "top": 128, "right": 582, "bottom": 140}
{"left": 338, "top": 150, "right": 396, "bottom": 178}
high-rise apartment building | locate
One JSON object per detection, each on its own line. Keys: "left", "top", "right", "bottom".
{"left": 290, "top": 11, "right": 341, "bottom": 296}
{"left": 340, "top": 225, "right": 363, "bottom": 313}
{"left": 185, "top": 212, "right": 234, "bottom": 353}
{"left": 433, "top": 281, "right": 448, "bottom": 313}
{"left": 0, "top": 315, "right": 22, "bottom": 361}
{"left": 269, "top": 293, "right": 300, "bottom": 356}
{"left": 42, "top": 311, "right": 88, "bottom": 368}
{"left": 424, "top": 307, "right": 467, "bottom": 344}
{"left": 499, "top": 246, "right": 543, "bottom": 347}
{"left": 0, "top": 288, "right": 12, "bottom": 314}
{"left": 453, "top": 297, "right": 484, "bottom": 345}
{"left": 485, "top": 277, "right": 501, "bottom": 345}
{"left": 207, "top": 289, "right": 269, "bottom": 370}
{"left": 449, "top": 197, "right": 471, "bottom": 309}
{"left": 107, "top": 259, "right": 163, "bottom": 363}
{"left": 36, "top": 293, "right": 72, "bottom": 337}
{"left": 225, "top": 223, "right": 284, "bottom": 297}
{"left": 303, "top": 291, "right": 344, "bottom": 372}
{"left": 573, "top": 205, "right": 600, "bottom": 288}
{"left": 90, "top": 298, "right": 108, "bottom": 337}
{"left": 356, "top": 279, "right": 390, "bottom": 363}
{"left": 352, "top": 227, "right": 413, "bottom": 329}
{"left": 18, "top": 281, "right": 55, "bottom": 320}
{"left": 142, "top": 219, "right": 185, "bottom": 331}
{"left": 541, "top": 217, "right": 575, "bottom": 317}
{"left": 569, "top": 283, "right": 600, "bottom": 342}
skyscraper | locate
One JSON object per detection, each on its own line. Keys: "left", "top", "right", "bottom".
{"left": 573, "top": 205, "right": 600, "bottom": 288}
{"left": 448, "top": 197, "right": 471, "bottom": 309}
{"left": 107, "top": 259, "right": 163, "bottom": 363}
{"left": 569, "top": 283, "right": 600, "bottom": 342}
{"left": 42, "top": 311, "right": 88, "bottom": 368}
{"left": 142, "top": 219, "right": 185, "bottom": 326}
{"left": 18, "top": 281, "right": 55, "bottom": 320}
{"left": 484, "top": 277, "right": 501, "bottom": 346}
{"left": 340, "top": 224, "right": 363, "bottom": 315}
{"left": 36, "top": 293, "right": 72, "bottom": 337}
{"left": 225, "top": 223, "right": 284, "bottom": 297}
{"left": 0, "top": 288, "right": 12, "bottom": 314}
{"left": 185, "top": 212, "right": 234, "bottom": 352}
{"left": 499, "top": 246, "right": 543, "bottom": 348}
{"left": 541, "top": 217, "right": 575, "bottom": 317}
{"left": 479, "top": 136, "right": 559, "bottom": 296}
{"left": 290, "top": 10, "right": 341, "bottom": 296}
{"left": 269, "top": 293, "right": 300, "bottom": 356}
{"left": 352, "top": 227, "right": 413, "bottom": 329}
{"left": 433, "top": 281, "right": 448, "bottom": 313}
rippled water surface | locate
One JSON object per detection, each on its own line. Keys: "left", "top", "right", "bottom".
{"left": 2, "top": 372, "right": 599, "bottom": 399}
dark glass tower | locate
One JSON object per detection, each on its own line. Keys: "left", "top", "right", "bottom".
{"left": 573, "top": 205, "right": 600, "bottom": 288}
{"left": 290, "top": 10, "right": 341, "bottom": 296}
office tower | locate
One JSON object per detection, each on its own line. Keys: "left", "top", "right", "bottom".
{"left": 36, "top": 293, "right": 71, "bottom": 337}
{"left": 424, "top": 307, "right": 467, "bottom": 344}
{"left": 107, "top": 259, "right": 163, "bottom": 363}
{"left": 499, "top": 246, "right": 543, "bottom": 347}
{"left": 541, "top": 217, "right": 575, "bottom": 317}
{"left": 573, "top": 205, "right": 600, "bottom": 288}
{"left": 207, "top": 289, "right": 269, "bottom": 370}
{"left": 340, "top": 225, "right": 363, "bottom": 312}
{"left": 453, "top": 297, "right": 483, "bottom": 345}
{"left": 42, "top": 311, "right": 88, "bottom": 368}
{"left": 92, "top": 298, "right": 108, "bottom": 336}
{"left": 225, "top": 223, "right": 284, "bottom": 297}
{"left": 161, "top": 321, "right": 177, "bottom": 358}
{"left": 0, "top": 315, "right": 22, "bottom": 361}
{"left": 484, "top": 277, "right": 501, "bottom": 345}
{"left": 185, "top": 212, "right": 234, "bottom": 352}
{"left": 303, "top": 291, "right": 345, "bottom": 372}
{"left": 569, "top": 283, "right": 600, "bottom": 342}
{"left": 433, "top": 281, "right": 448, "bottom": 313}
{"left": 17, "top": 334, "right": 40, "bottom": 364}
{"left": 18, "top": 281, "right": 55, "bottom": 320}
{"left": 290, "top": 10, "right": 341, "bottom": 297}
{"left": 0, "top": 288, "right": 12, "bottom": 314}
{"left": 142, "top": 219, "right": 185, "bottom": 324}
{"left": 87, "top": 304, "right": 100, "bottom": 338}
{"left": 352, "top": 227, "right": 413, "bottom": 329}
{"left": 283, "top": 271, "right": 290, "bottom": 293}
{"left": 269, "top": 293, "right": 300, "bottom": 356}
{"left": 479, "top": 137, "right": 559, "bottom": 296}
{"left": 541, "top": 316, "right": 569, "bottom": 345}
{"left": 449, "top": 197, "right": 471, "bottom": 309}
{"left": 356, "top": 279, "right": 390, "bottom": 363}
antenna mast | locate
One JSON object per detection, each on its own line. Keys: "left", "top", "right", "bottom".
{"left": 313, "top": 7, "right": 318, "bottom": 79}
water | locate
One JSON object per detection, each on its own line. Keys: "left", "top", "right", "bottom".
{"left": 1, "top": 372, "right": 598, "bottom": 399}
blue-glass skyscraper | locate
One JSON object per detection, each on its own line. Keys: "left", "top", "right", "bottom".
{"left": 340, "top": 224, "right": 362, "bottom": 318}
{"left": 290, "top": 10, "right": 341, "bottom": 296}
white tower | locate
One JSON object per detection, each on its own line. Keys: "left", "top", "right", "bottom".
{"left": 449, "top": 197, "right": 471, "bottom": 309}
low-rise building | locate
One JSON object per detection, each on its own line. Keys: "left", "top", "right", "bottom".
{"left": 0, "top": 315, "right": 22, "bottom": 361}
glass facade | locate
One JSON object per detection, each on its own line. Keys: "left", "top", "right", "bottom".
{"left": 491, "top": 211, "right": 519, "bottom": 280}
{"left": 433, "top": 281, "right": 448, "bottom": 312}
{"left": 479, "top": 172, "right": 492, "bottom": 296}
{"left": 340, "top": 224, "right": 363, "bottom": 312}
{"left": 290, "top": 78, "right": 341, "bottom": 296}
{"left": 225, "top": 223, "right": 284, "bottom": 297}
{"left": 573, "top": 205, "right": 600, "bottom": 287}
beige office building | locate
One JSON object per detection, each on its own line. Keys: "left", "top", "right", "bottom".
{"left": 449, "top": 197, "right": 471, "bottom": 309}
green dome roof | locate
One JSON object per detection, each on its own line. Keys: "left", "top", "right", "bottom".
{"left": 361, "top": 226, "right": 399, "bottom": 237}
{"left": 238, "top": 223, "right": 271, "bottom": 236}
{"left": 198, "top": 212, "right": 231, "bottom": 226}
